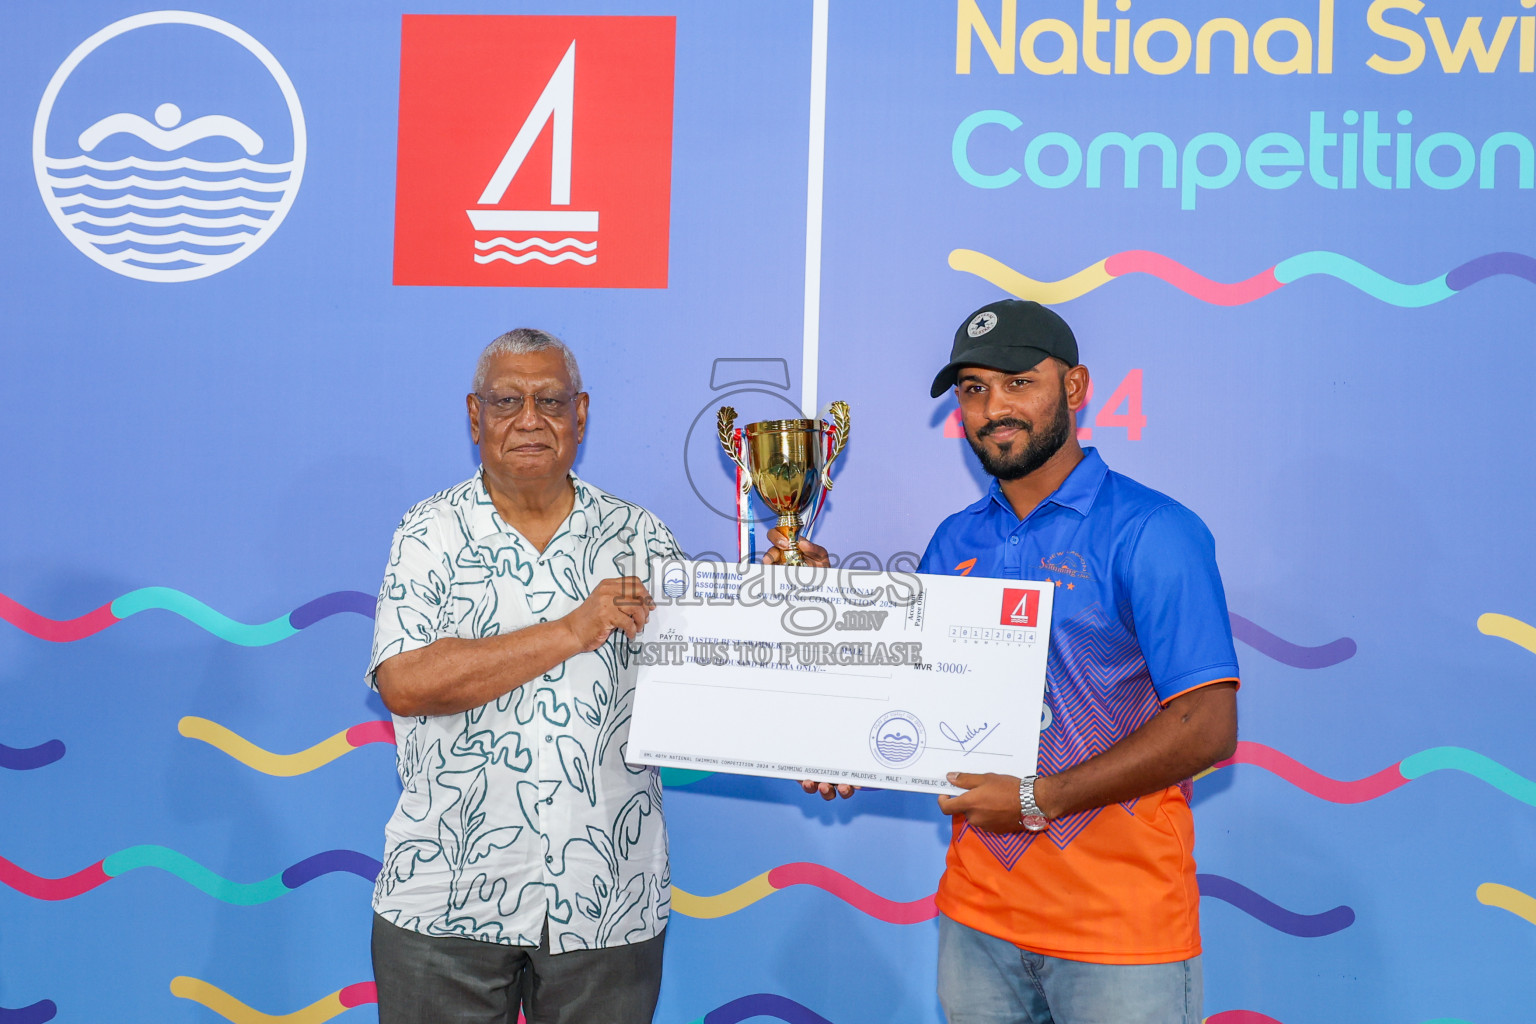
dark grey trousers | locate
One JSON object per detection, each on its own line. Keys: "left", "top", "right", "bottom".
{"left": 371, "top": 914, "right": 665, "bottom": 1024}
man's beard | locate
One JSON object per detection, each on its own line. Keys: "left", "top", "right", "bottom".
{"left": 965, "top": 384, "right": 1073, "bottom": 481}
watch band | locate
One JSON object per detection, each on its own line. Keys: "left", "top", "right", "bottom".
{"left": 1018, "top": 775, "right": 1048, "bottom": 833}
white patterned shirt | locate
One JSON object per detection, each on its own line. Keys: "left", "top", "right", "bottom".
{"left": 366, "top": 471, "right": 680, "bottom": 951}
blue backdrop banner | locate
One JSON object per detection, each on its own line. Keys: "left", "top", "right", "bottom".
{"left": 3, "top": 3, "right": 1535, "bottom": 1023}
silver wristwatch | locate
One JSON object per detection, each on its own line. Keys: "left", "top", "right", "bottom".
{"left": 1018, "top": 775, "right": 1048, "bottom": 833}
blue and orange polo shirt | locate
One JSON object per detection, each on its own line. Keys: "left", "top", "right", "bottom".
{"left": 920, "top": 448, "right": 1240, "bottom": 965}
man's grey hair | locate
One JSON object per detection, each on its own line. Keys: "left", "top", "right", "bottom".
{"left": 472, "top": 328, "right": 584, "bottom": 394}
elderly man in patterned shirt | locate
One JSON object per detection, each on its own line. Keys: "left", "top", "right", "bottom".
{"left": 366, "top": 328, "right": 682, "bottom": 1024}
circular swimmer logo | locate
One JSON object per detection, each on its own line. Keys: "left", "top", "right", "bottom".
{"left": 661, "top": 567, "right": 687, "bottom": 599}
{"left": 34, "top": 11, "right": 306, "bottom": 282}
{"left": 869, "top": 710, "right": 926, "bottom": 769}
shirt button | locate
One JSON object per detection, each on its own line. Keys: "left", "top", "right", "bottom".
{"left": 545, "top": 855, "right": 553, "bottom": 864}
{"left": 1010, "top": 537, "right": 1019, "bottom": 545}
{"left": 544, "top": 735, "right": 553, "bottom": 742}
{"left": 544, "top": 797, "right": 554, "bottom": 805}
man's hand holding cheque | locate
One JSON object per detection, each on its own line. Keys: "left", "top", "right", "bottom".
{"left": 763, "top": 529, "right": 1059, "bottom": 824}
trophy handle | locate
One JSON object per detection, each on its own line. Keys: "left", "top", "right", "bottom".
{"left": 819, "top": 400, "right": 850, "bottom": 491}
{"left": 719, "top": 405, "right": 759, "bottom": 564}
{"left": 717, "top": 406, "right": 751, "bottom": 482}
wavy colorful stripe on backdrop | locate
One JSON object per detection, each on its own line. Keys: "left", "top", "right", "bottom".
{"left": 670, "top": 863, "right": 1351, "bottom": 936}
{"left": 1226, "top": 613, "right": 1354, "bottom": 668}
{"left": 170, "top": 978, "right": 377, "bottom": 1024}
{"left": 1475, "top": 883, "right": 1536, "bottom": 927}
{"left": 180, "top": 715, "right": 1536, "bottom": 817}
{"left": 1, "top": 587, "right": 1356, "bottom": 670}
{"left": 0, "top": 739, "right": 66, "bottom": 771}
{"left": 178, "top": 717, "right": 396, "bottom": 775}
{"left": 1198, "top": 742, "right": 1536, "bottom": 807}
{"left": 949, "top": 248, "right": 1536, "bottom": 307}
{"left": 170, "top": 979, "right": 846, "bottom": 1024}
{"left": 162, "top": 986, "right": 1484, "bottom": 1024}
{"left": 1478, "top": 612, "right": 1536, "bottom": 654}
{"left": 0, "top": 847, "right": 380, "bottom": 904}
{"left": 178, "top": 714, "right": 704, "bottom": 784}
{"left": 0, "top": 589, "right": 373, "bottom": 645}
{"left": 1205, "top": 1015, "right": 1474, "bottom": 1024}
{"left": 0, "top": 1001, "right": 58, "bottom": 1024}
{"left": 0, "top": 845, "right": 1345, "bottom": 935}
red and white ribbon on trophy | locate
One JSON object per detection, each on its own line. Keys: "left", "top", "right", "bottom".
{"left": 733, "top": 426, "right": 755, "bottom": 564}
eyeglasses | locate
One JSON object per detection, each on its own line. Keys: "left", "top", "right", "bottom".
{"left": 475, "top": 390, "right": 576, "bottom": 418}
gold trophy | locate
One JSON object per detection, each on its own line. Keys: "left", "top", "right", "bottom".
{"left": 717, "top": 402, "right": 850, "bottom": 566}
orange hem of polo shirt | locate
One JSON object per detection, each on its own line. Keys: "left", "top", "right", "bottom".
{"left": 935, "top": 891, "right": 1202, "bottom": 966}
{"left": 1159, "top": 675, "right": 1240, "bottom": 706}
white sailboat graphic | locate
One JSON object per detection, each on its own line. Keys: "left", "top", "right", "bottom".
{"left": 467, "top": 42, "right": 598, "bottom": 266}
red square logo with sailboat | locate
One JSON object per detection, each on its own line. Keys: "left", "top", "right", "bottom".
{"left": 1000, "top": 588, "right": 1040, "bottom": 627}
{"left": 392, "top": 15, "right": 675, "bottom": 288}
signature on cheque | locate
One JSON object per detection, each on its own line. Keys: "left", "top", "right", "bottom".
{"left": 939, "top": 720, "right": 999, "bottom": 755}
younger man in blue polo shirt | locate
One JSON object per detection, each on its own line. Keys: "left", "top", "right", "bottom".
{"left": 783, "top": 299, "right": 1240, "bottom": 1024}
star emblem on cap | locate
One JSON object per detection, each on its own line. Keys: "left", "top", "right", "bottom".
{"left": 967, "top": 311, "right": 998, "bottom": 337}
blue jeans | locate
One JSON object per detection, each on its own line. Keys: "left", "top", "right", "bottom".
{"left": 937, "top": 914, "right": 1202, "bottom": 1024}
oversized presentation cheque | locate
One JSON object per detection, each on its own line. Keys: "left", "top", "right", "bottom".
{"left": 628, "top": 560, "right": 1054, "bottom": 794}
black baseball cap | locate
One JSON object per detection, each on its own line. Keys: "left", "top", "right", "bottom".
{"left": 929, "top": 299, "right": 1078, "bottom": 398}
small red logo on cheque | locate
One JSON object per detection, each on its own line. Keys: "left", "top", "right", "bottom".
{"left": 1000, "top": 588, "right": 1040, "bottom": 627}
{"left": 393, "top": 15, "right": 675, "bottom": 288}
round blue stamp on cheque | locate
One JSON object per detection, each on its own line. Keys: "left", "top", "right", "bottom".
{"left": 869, "top": 710, "right": 926, "bottom": 769}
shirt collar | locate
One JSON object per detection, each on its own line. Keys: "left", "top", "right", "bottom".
{"left": 972, "top": 447, "right": 1109, "bottom": 520}
{"left": 468, "top": 468, "right": 595, "bottom": 542}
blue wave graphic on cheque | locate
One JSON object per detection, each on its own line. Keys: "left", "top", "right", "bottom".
{"left": 876, "top": 738, "right": 918, "bottom": 760}
{"left": 42, "top": 103, "right": 289, "bottom": 274}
